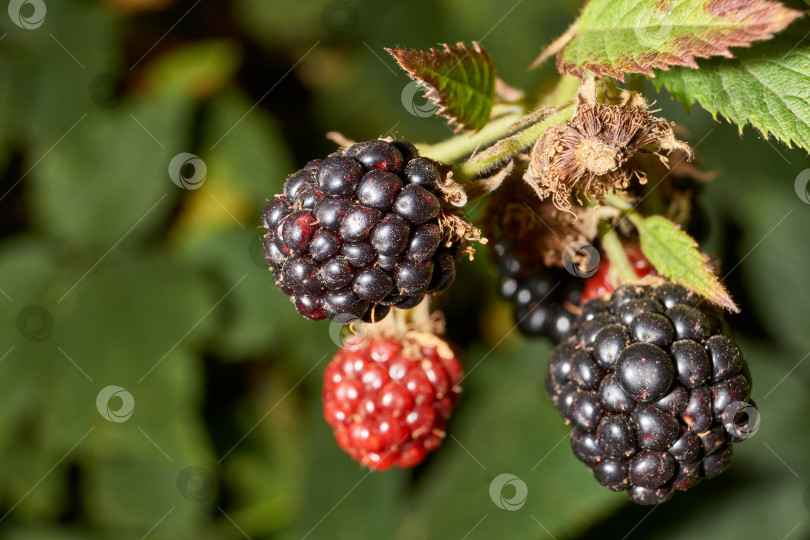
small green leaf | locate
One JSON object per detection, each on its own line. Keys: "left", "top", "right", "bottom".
{"left": 629, "top": 214, "right": 738, "bottom": 312}
{"left": 653, "top": 21, "right": 810, "bottom": 151}
{"left": 386, "top": 42, "right": 496, "bottom": 131}
{"left": 533, "top": 0, "right": 802, "bottom": 80}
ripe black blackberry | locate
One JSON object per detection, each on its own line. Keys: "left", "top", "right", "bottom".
{"left": 262, "top": 139, "right": 461, "bottom": 322}
{"left": 545, "top": 281, "right": 755, "bottom": 504}
{"left": 493, "top": 239, "right": 582, "bottom": 343}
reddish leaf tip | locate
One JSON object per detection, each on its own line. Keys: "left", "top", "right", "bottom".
{"left": 545, "top": 0, "right": 804, "bottom": 79}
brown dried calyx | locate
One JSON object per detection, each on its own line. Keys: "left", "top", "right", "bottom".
{"left": 439, "top": 210, "right": 486, "bottom": 262}
{"left": 524, "top": 78, "right": 693, "bottom": 213}
{"left": 483, "top": 170, "right": 613, "bottom": 268}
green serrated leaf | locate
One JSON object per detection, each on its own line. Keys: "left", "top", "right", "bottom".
{"left": 533, "top": 0, "right": 802, "bottom": 80}
{"left": 386, "top": 42, "right": 496, "bottom": 131}
{"left": 653, "top": 21, "right": 810, "bottom": 151}
{"left": 629, "top": 214, "right": 738, "bottom": 312}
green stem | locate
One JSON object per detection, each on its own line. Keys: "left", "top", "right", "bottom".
{"left": 603, "top": 190, "right": 633, "bottom": 211}
{"left": 455, "top": 102, "right": 575, "bottom": 179}
{"left": 601, "top": 77, "right": 621, "bottom": 104}
{"left": 603, "top": 191, "right": 647, "bottom": 231}
{"left": 416, "top": 112, "right": 523, "bottom": 164}
{"left": 538, "top": 74, "right": 581, "bottom": 107}
{"left": 418, "top": 75, "right": 581, "bottom": 179}
{"left": 599, "top": 221, "right": 637, "bottom": 286}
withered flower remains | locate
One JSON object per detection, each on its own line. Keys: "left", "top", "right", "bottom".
{"left": 484, "top": 171, "right": 616, "bottom": 268}
{"left": 525, "top": 79, "right": 692, "bottom": 213}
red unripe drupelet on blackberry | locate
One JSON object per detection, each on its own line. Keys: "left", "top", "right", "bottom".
{"left": 580, "top": 247, "right": 654, "bottom": 305}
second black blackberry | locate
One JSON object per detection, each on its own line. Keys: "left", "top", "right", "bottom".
{"left": 545, "top": 282, "right": 755, "bottom": 504}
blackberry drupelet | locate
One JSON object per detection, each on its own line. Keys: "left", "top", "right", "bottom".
{"left": 545, "top": 282, "right": 755, "bottom": 504}
{"left": 261, "top": 139, "right": 461, "bottom": 322}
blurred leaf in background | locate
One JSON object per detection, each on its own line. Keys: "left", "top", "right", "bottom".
{"left": 0, "top": 1, "right": 808, "bottom": 540}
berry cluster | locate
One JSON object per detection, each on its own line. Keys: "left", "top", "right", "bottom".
{"left": 493, "top": 240, "right": 582, "bottom": 343}
{"left": 262, "top": 139, "right": 458, "bottom": 322}
{"left": 546, "top": 282, "right": 754, "bottom": 504}
{"left": 323, "top": 335, "right": 463, "bottom": 470}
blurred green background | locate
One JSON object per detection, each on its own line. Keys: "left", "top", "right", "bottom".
{"left": 0, "top": 0, "right": 809, "bottom": 539}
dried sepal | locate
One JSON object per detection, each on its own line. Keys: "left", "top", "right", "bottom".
{"left": 524, "top": 79, "right": 692, "bottom": 213}
{"left": 434, "top": 168, "right": 469, "bottom": 208}
{"left": 483, "top": 169, "right": 607, "bottom": 269}
{"left": 495, "top": 78, "right": 525, "bottom": 103}
{"left": 464, "top": 160, "right": 515, "bottom": 201}
{"left": 325, "top": 131, "right": 356, "bottom": 148}
{"left": 438, "top": 211, "right": 486, "bottom": 261}
{"left": 433, "top": 167, "right": 486, "bottom": 260}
